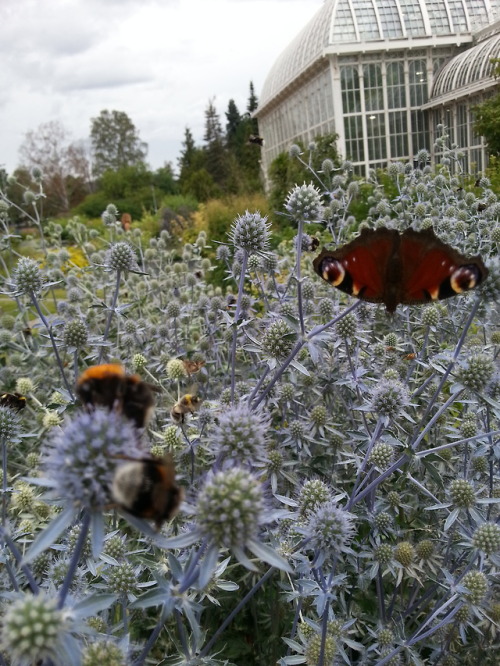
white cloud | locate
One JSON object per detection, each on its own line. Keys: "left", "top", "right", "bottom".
{"left": 0, "top": 0, "right": 324, "bottom": 174}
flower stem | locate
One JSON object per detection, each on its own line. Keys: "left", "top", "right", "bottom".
{"left": 98, "top": 270, "right": 122, "bottom": 364}
{"left": 29, "top": 291, "right": 74, "bottom": 400}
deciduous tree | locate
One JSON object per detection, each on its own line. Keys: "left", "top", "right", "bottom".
{"left": 90, "top": 110, "right": 148, "bottom": 177}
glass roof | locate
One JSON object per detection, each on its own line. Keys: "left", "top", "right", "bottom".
{"left": 260, "top": 0, "right": 500, "bottom": 106}
{"left": 431, "top": 32, "right": 500, "bottom": 97}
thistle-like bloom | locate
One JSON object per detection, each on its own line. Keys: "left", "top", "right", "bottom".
{"left": 63, "top": 320, "right": 88, "bottom": 348}
{"left": 0, "top": 593, "right": 72, "bottom": 666}
{"left": 304, "top": 500, "right": 355, "bottom": 567}
{"left": 481, "top": 256, "right": 500, "bottom": 304}
{"left": 285, "top": 183, "right": 323, "bottom": 223}
{"left": 82, "top": 640, "right": 127, "bottom": 666}
{"left": 371, "top": 379, "right": 409, "bottom": 419}
{"left": 262, "top": 319, "right": 297, "bottom": 360}
{"left": 458, "top": 353, "right": 495, "bottom": 392}
{"left": 166, "top": 358, "right": 187, "bottom": 380}
{"left": 42, "top": 408, "right": 142, "bottom": 510}
{"left": 196, "top": 468, "right": 264, "bottom": 549}
{"left": 12, "top": 257, "right": 44, "bottom": 295}
{"left": 211, "top": 402, "right": 268, "bottom": 462}
{"left": 228, "top": 210, "right": 270, "bottom": 254}
{"left": 105, "top": 242, "right": 138, "bottom": 272}
{"left": 0, "top": 406, "right": 21, "bottom": 441}
{"left": 472, "top": 522, "right": 500, "bottom": 555}
{"left": 461, "top": 570, "right": 488, "bottom": 605}
{"left": 298, "top": 479, "right": 331, "bottom": 517}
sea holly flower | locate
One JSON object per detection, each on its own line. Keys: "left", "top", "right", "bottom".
{"left": 42, "top": 408, "right": 142, "bottom": 511}
{"left": 285, "top": 183, "right": 323, "bottom": 223}
{"left": 105, "top": 242, "right": 139, "bottom": 272}
{"left": 164, "top": 467, "right": 291, "bottom": 573}
{"left": 228, "top": 210, "right": 270, "bottom": 254}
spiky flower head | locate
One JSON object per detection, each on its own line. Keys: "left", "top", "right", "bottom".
{"left": 369, "top": 443, "right": 394, "bottom": 470}
{"left": 262, "top": 319, "right": 297, "bottom": 360}
{"left": 63, "top": 320, "right": 88, "bottom": 348}
{"left": 132, "top": 353, "right": 146, "bottom": 371}
{"left": 105, "top": 242, "right": 138, "bottom": 272}
{"left": 458, "top": 353, "right": 495, "bottom": 393}
{"left": 211, "top": 402, "right": 268, "bottom": 462}
{"left": 480, "top": 256, "right": 500, "bottom": 304}
{"left": 42, "top": 409, "right": 141, "bottom": 510}
{"left": 336, "top": 312, "right": 358, "bottom": 338}
{"left": 461, "top": 570, "right": 488, "bottom": 605}
{"left": 103, "top": 534, "right": 126, "bottom": 560}
{"left": 196, "top": 468, "right": 263, "bottom": 549}
{"left": 0, "top": 593, "right": 70, "bottom": 666}
{"left": 304, "top": 632, "right": 336, "bottom": 665}
{"left": 166, "top": 301, "right": 181, "bottom": 319}
{"left": 472, "top": 522, "right": 500, "bottom": 555}
{"left": 166, "top": 358, "right": 187, "bottom": 380}
{"left": 228, "top": 211, "right": 270, "bottom": 254}
{"left": 304, "top": 501, "right": 355, "bottom": 566}
{"left": 374, "top": 512, "right": 392, "bottom": 530}
{"left": 310, "top": 405, "right": 327, "bottom": 427}
{"left": 12, "top": 257, "right": 44, "bottom": 295}
{"left": 318, "top": 297, "right": 334, "bottom": 319}
{"left": 0, "top": 406, "right": 21, "bottom": 441}
{"left": 163, "top": 425, "right": 181, "bottom": 449}
{"left": 285, "top": 183, "right": 323, "bottom": 223}
{"left": 15, "top": 377, "right": 33, "bottom": 395}
{"left": 375, "top": 543, "right": 393, "bottom": 565}
{"left": 416, "top": 539, "right": 435, "bottom": 560}
{"left": 371, "top": 379, "right": 409, "bottom": 419}
{"left": 107, "top": 562, "right": 136, "bottom": 594}
{"left": 82, "top": 640, "right": 126, "bottom": 666}
{"left": 449, "top": 479, "right": 476, "bottom": 508}
{"left": 394, "top": 541, "right": 415, "bottom": 567}
{"left": 298, "top": 479, "right": 331, "bottom": 517}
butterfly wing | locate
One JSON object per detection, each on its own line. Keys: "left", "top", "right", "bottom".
{"left": 313, "top": 228, "right": 400, "bottom": 307}
{"left": 399, "top": 228, "right": 488, "bottom": 305}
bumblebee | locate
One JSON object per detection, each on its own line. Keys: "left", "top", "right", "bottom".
{"left": 0, "top": 392, "right": 27, "bottom": 411}
{"left": 111, "top": 454, "right": 182, "bottom": 530}
{"left": 171, "top": 394, "right": 202, "bottom": 424}
{"left": 76, "top": 364, "right": 157, "bottom": 428}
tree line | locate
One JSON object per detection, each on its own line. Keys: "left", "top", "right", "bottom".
{"left": 1, "top": 83, "right": 263, "bottom": 222}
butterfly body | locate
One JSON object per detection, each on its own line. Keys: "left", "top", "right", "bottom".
{"left": 313, "top": 227, "right": 488, "bottom": 312}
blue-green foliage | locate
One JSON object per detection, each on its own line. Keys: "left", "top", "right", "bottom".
{"left": 0, "top": 127, "right": 499, "bottom": 665}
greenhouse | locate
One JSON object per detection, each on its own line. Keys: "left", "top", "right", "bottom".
{"left": 256, "top": 0, "right": 500, "bottom": 177}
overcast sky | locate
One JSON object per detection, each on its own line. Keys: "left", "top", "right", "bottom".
{"left": 0, "top": 0, "right": 324, "bottom": 175}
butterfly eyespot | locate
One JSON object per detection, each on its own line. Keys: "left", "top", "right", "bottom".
{"left": 320, "top": 257, "right": 345, "bottom": 287}
{"left": 450, "top": 265, "right": 481, "bottom": 293}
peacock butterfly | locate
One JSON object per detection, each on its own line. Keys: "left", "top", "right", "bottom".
{"left": 313, "top": 227, "right": 488, "bottom": 312}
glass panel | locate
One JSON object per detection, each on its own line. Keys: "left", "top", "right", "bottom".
{"left": 341, "top": 66, "right": 361, "bottom": 113}
{"left": 378, "top": 0, "right": 404, "bottom": 38}
{"left": 386, "top": 61, "right": 406, "bottom": 109}
{"left": 333, "top": 0, "right": 357, "bottom": 42}
{"left": 448, "top": 0, "right": 468, "bottom": 31}
{"left": 399, "top": 0, "right": 426, "bottom": 36}
{"left": 426, "top": 1, "right": 451, "bottom": 34}
{"left": 354, "top": 0, "right": 381, "bottom": 40}
{"left": 344, "top": 115, "right": 365, "bottom": 162}
{"left": 366, "top": 112, "right": 387, "bottom": 160}
{"left": 411, "top": 110, "right": 429, "bottom": 153}
{"left": 389, "top": 111, "right": 408, "bottom": 157}
{"left": 364, "top": 63, "right": 384, "bottom": 111}
{"left": 409, "top": 60, "right": 428, "bottom": 106}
